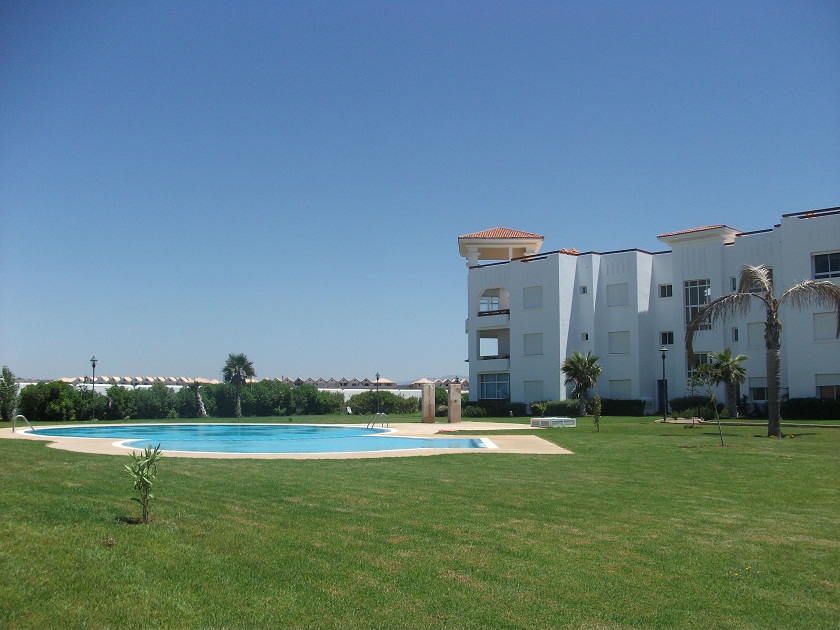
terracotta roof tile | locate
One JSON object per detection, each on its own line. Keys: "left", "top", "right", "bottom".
{"left": 458, "top": 227, "right": 544, "bottom": 240}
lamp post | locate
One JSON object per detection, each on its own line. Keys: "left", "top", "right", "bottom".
{"left": 659, "top": 346, "right": 668, "bottom": 423}
{"left": 375, "top": 372, "right": 380, "bottom": 414}
{"left": 90, "top": 356, "right": 98, "bottom": 420}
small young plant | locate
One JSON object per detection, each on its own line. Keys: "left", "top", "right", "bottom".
{"left": 591, "top": 394, "right": 602, "bottom": 432}
{"left": 530, "top": 401, "right": 547, "bottom": 417}
{"left": 125, "top": 444, "right": 162, "bottom": 523}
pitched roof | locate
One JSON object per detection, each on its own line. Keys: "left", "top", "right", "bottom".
{"left": 458, "top": 227, "right": 544, "bottom": 240}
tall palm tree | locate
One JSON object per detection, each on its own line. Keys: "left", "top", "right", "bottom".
{"left": 561, "top": 350, "right": 603, "bottom": 416}
{"left": 708, "top": 348, "right": 748, "bottom": 418}
{"left": 687, "top": 265, "right": 840, "bottom": 437}
{"left": 222, "top": 353, "right": 256, "bottom": 419}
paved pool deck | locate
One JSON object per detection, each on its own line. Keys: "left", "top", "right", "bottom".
{"left": 0, "top": 422, "right": 573, "bottom": 459}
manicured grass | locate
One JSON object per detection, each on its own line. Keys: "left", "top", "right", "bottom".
{"left": 1, "top": 417, "right": 838, "bottom": 628}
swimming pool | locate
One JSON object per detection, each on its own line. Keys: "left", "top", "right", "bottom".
{"left": 27, "top": 424, "right": 494, "bottom": 455}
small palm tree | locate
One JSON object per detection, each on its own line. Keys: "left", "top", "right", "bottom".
{"left": 708, "top": 348, "right": 748, "bottom": 418}
{"left": 222, "top": 353, "right": 256, "bottom": 419}
{"left": 561, "top": 350, "right": 603, "bottom": 416}
{"left": 687, "top": 265, "right": 840, "bottom": 437}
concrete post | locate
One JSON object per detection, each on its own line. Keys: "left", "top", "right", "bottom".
{"left": 421, "top": 382, "right": 435, "bottom": 423}
{"left": 447, "top": 383, "right": 462, "bottom": 423}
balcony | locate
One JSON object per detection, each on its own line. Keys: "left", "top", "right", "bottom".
{"left": 475, "top": 356, "right": 510, "bottom": 371}
{"left": 475, "top": 309, "right": 510, "bottom": 328}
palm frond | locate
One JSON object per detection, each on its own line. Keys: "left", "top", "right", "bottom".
{"left": 685, "top": 293, "right": 763, "bottom": 361}
{"left": 737, "top": 264, "right": 774, "bottom": 296}
{"left": 780, "top": 281, "right": 840, "bottom": 337}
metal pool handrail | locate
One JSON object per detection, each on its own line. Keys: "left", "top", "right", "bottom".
{"left": 12, "top": 414, "right": 36, "bottom": 433}
{"left": 366, "top": 413, "right": 388, "bottom": 429}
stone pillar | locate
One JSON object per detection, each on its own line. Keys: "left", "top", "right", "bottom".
{"left": 447, "top": 383, "right": 462, "bottom": 423}
{"left": 421, "top": 382, "right": 435, "bottom": 423}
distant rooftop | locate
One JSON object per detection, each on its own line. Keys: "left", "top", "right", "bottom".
{"left": 656, "top": 224, "right": 736, "bottom": 238}
{"left": 459, "top": 227, "right": 544, "bottom": 240}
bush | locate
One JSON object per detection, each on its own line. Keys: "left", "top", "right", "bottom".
{"left": 174, "top": 387, "right": 199, "bottom": 419}
{"left": 461, "top": 405, "right": 487, "bottom": 418}
{"left": 18, "top": 381, "right": 82, "bottom": 422}
{"left": 781, "top": 397, "right": 840, "bottom": 421}
{"left": 669, "top": 396, "right": 712, "bottom": 413}
{"left": 134, "top": 384, "right": 176, "bottom": 420}
{"left": 679, "top": 406, "right": 716, "bottom": 421}
{"left": 346, "top": 390, "right": 419, "bottom": 415}
{"left": 105, "top": 385, "right": 137, "bottom": 420}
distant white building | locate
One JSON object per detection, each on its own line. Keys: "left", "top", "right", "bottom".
{"left": 459, "top": 207, "right": 840, "bottom": 410}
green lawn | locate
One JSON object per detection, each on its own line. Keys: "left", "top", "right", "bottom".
{"left": 1, "top": 417, "right": 838, "bottom": 628}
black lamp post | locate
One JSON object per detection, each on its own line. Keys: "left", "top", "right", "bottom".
{"left": 659, "top": 346, "right": 668, "bottom": 422}
{"left": 375, "top": 372, "right": 380, "bottom": 414}
{"left": 90, "top": 356, "right": 98, "bottom": 420}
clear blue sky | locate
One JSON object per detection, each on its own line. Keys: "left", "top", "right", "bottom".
{"left": 1, "top": 1, "right": 838, "bottom": 382}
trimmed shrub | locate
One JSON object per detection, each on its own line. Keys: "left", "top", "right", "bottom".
{"left": 461, "top": 400, "right": 527, "bottom": 418}
{"left": 600, "top": 399, "right": 646, "bottom": 416}
{"left": 543, "top": 399, "right": 580, "bottom": 417}
{"left": 346, "top": 390, "right": 419, "bottom": 415}
{"left": 461, "top": 404, "right": 487, "bottom": 418}
{"left": 781, "top": 397, "right": 840, "bottom": 421}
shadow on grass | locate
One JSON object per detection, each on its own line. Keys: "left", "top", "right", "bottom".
{"left": 115, "top": 515, "right": 146, "bottom": 525}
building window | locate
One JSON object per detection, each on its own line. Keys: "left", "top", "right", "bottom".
{"left": 479, "top": 289, "right": 500, "bottom": 312}
{"left": 608, "top": 331, "right": 631, "bottom": 354}
{"left": 523, "top": 333, "right": 543, "bottom": 356}
{"left": 684, "top": 279, "right": 711, "bottom": 329}
{"left": 479, "top": 373, "right": 510, "bottom": 400}
{"left": 819, "top": 385, "right": 840, "bottom": 399}
{"left": 687, "top": 352, "right": 709, "bottom": 378}
{"left": 659, "top": 284, "right": 673, "bottom": 298}
{"left": 607, "top": 283, "right": 629, "bottom": 307}
{"left": 730, "top": 277, "right": 737, "bottom": 292}
{"left": 749, "top": 377, "right": 768, "bottom": 402}
{"left": 816, "top": 374, "right": 840, "bottom": 399}
{"left": 581, "top": 332, "right": 589, "bottom": 342}
{"left": 814, "top": 312, "right": 839, "bottom": 341}
{"left": 732, "top": 327, "right": 739, "bottom": 343}
{"left": 660, "top": 331, "right": 674, "bottom": 345}
{"left": 523, "top": 286, "right": 543, "bottom": 309}
{"left": 580, "top": 285, "right": 588, "bottom": 295}
{"left": 813, "top": 252, "right": 840, "bottom": 279}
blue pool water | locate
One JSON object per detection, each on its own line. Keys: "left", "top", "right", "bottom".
{"left": 28, "top": 424, "right": 491, "bottom": 454}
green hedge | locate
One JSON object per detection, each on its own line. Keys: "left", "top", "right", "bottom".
{"left": 542, "top": 399, "right": 580, "bottom": 417}
{"left": 600, "top": 399, "right": 647, "bottom": 416}
{"left": 780, "top": 397, "right": 840, "bottom": 420}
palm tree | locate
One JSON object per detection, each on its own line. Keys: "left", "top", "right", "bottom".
{"left": 222, "top": 353, "right": 256, "bottom": 419}
{"left": 561, "top": 350, "right": 603, "bottom": 416}
{"left": 187, "top": 381, "right": 208, "bottom": 418}
{"left": 708, "top": 348, "right": 748, "bottom": 418}
{"left": 687, "top": 265, "right": 840, "bottom": 437}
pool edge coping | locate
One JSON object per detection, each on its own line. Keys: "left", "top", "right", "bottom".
{"left": 0, "top": 422, "right": 573, "bottom": 458}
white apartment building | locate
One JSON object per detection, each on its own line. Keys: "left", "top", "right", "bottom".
{"left": 459, "top": 207, "right": 840, "bottom": 411}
